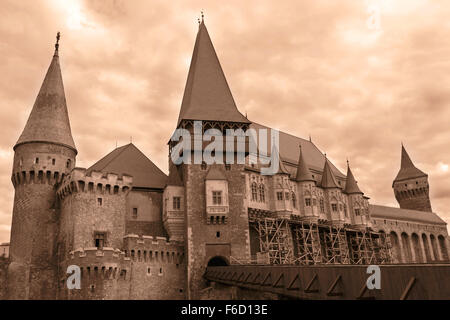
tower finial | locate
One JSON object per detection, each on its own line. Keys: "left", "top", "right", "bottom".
{"left": 198, "top": 17, "right": 201, "bottom": 25}
{"left": 309, "top": 134, "right": 312, "bottom": 142}
{"left": 54, "top": 31, "right": 61, "bottom": 56}
{"left": 201, "top": 10, "right": 204, "bottom": 23}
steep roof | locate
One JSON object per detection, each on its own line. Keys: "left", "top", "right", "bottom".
{"left": 344, "top": 163, "right": 363, "bottom": 194}
{"left": 87, "top": 143, "right": 167, "bottom": 189}
{"left": 296, "top": 145, "right": 315, "bottom": 182}
{"left": 249, "top": 122, "right": 345, "bottom": 179}
{"left": 370, "top": 204, "right": 446, "bottom": 225}
{"left": 320, "top": 158, "right": 340, "bottom": 189}
{"left": 177, "top": 21, "right": 250, "bottom": 126}
{"left": 394, "top": 145, "right": 427, "bottom": 183}
{"left": 15, "top": 41, "right": 76, "bottom": 152}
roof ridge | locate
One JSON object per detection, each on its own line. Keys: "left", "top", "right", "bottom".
{"left": 94, "top": 144, "right": 131, "bottom": 172}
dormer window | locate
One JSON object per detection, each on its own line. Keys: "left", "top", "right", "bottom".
{"left": 212, "top": 191, "right": 222, "bottom": 205}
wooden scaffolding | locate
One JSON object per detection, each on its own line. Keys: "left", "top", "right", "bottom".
{"left": 292, "top": 222, "right": 322, "bottom": 265}
{"left": 322, "top": 225, "right": 350, "bottom": 264}
{"left": 251, "top": 218, "right": 294, "bottom": 265}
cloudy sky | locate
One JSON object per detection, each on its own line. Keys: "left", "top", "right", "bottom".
{"left": 0, "top": 0, "right": 449, "bottom": 243}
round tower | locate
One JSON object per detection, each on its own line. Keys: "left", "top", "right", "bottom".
{"left": 8, "top": 33, "right": 77, "bottom": 299}
{"left": 392, "top": 144, "right": 432, "bottom": 212}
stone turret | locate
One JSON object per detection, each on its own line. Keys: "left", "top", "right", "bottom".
{"left": 8, "top": 33, "right": 77, "bottom": 300}
{"left": 393, "top": 144, "right": 432, "bottom": 212}
{"left": 344, "top": 161, "right": 368, "bottom": 227}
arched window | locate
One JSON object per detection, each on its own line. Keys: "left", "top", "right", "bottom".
{"left": 291, "top": 192, "right": 296, "bottom": 208}
{"left": 251, "top": 182, "right": 258, "bottom": 201}
{"left": 259, "top": 184, "right": 265, "bottom": 202}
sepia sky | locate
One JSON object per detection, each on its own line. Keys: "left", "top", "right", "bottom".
{"left": 0, "top": 0, "right": 449, "bottom": 243}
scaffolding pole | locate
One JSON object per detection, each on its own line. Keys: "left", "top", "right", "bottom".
{"left": 292, "top": 222, "right": 322, "bottom": 265}
{"left": 322, "top": 225, "right": 350, "bottom": 264}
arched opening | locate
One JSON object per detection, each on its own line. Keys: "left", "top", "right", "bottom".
{"left": 430, "top": 234, "right": 439, "bottom": 261}
{"left": 411, "top": 233, "right": 423, "bottom": 263}
{"left": 401, "top": 233, "right": 412, "bottom": 262}
{"left": 207, "top": 256, "right": 229, "bottom": 267}
{"left": 438, "top": 235, "right": 449, "bottom": 261}
{"left": 422, "top": 234, "right": 432, "bottom": 262}
{"left": 390, "top": 231, "right": 401, "bottom": 263}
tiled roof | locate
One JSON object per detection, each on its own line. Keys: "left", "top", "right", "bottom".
{"left": 369, "top": 204, "right": 446, "bottom": 225}
{"left": 296, "top": 145, "right": 315, "bottom": 182}
{"left": 205, "top": 166, "right": 227, "bottom": 180}
{"left": 15, "top": 50, "right": 76, "bottom": 152}
{"left": 344, "top": 165, "right": 363, "bottom": 194}
{"left": 87, "top": 143, "right": 167, "bottom": 189}
{"left": 320, "top": 158, "right": 340, "bottom": 188}
{"left": 394, "top": 145, "right": 427, "bottom": 182}
{"left": 177, "top": 22, "right": 250, "bottom": 126}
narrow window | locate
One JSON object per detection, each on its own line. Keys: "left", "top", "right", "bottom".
{"left": 94, "top": 232, "right": 106, "bottom": 249}
{"left": 52, "top": 159, "right": 56, "bottom": 165}
{"left": 344, "top": 204, "right": 348, "bottom": 217}
{"left": 173, "top": 197, "right": 181, "bottom": 210}
{"left": 97, "top": 198, "right": 103, "bottom": 206}
{"left": 259, "top": 184, "right": 265, "bottom": 202}
{"left": 132, "top": 207, "right": 138, "bottom": 219}
{"left": 305, "top": 198, "right": 311, "bottom": 207}
{"left": 276, "top": 192, "right": 283, "bottom": 201}
{"left": 159, "top": 268, "right": 163, "bottom": 275}
{"left": 212, "top": 191, "right": 222, "bottom": 205}
{"left": 354, "top": 208, "right": 361, "bottom": 216}
{"left": 251, "top": 183, "right": 258, "bottom": 201}
{"left": 331, "top": 203, "right": 338, "bottom": 212}
{"left": 66, "top": 159, "right": 71, "bottom": 169}
{"left": 35, "top": 157, "right": 39, "bottom": 164}
{"left": 291, "top": 193, "right": 296, "bottom": 208}
{"left": 320, "top": 199, "right": 325, "bottom": 213}
{"left": 147, "top": 267, "right": 151, "bottom": 275}
{"left": 285, "top": 192, "right": 289, "bottom": 200}
{"left": 312, "top": 198, "right": 317, "bottom": 206}
{"left": 216, "top": 231, "right": 220, "bottom": 238}
{"left": 225, "top": 164, "right": 231, "bottom": 171}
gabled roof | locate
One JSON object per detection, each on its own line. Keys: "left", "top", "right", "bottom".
{"left": 87, "top": 143, "right": 167, "bottom": 189}
{"left": 320, "top": 158, "right": 340, "bottom": 189}
{"left": 15, "top": 44, "right": 76, "bottom": 152}
{"left": 370, "top": 204, "right": 446, "bottom": 225}
{"left": 394, "top": 145, "right": 427, "bottom": 183}
{"left": 344, "top": 163, "right": 363, "bottom": 194}
{"left": 176, "top": 21, "right": 250, "bottom": 126}
{"left": 205, "top": 166, "right": 227, "bottom": 180}
{"left": 296, "top": 145, "right": 315, "bottom": 182}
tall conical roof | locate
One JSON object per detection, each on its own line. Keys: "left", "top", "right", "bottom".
{"left": 176, "top": 21, "right": 250, "bottom": 126}
{"left": 394, "top": 145, "right": 427, "bottom": 182}
{"left": 344, "top": 162, "right": 363, "bottom": 194}
{"left": 296, "top": 145, "right": 315, "bottom": 182}
{"left": 320, "top": 157, "right": 340, "bottom": 189}
{"left": 15, "top": 34, "right": 77, "bottom": 153}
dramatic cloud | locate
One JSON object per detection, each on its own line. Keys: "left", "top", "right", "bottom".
{"left": 0, "top": 0, "right": 449, "bottom": 242}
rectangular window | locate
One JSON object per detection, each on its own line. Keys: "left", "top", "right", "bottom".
{"left": 276, "top": 192, "right": 283, "bottom": 201}
{"left": 331, "top": 203, "right": 338, "bottom": 212}
{"left": 212, "top": 191, "right": 222, "bottom": 205}
{"left": 97, "top": 198, "right": 102, "bottom": 206}
{"left": 320, "top": 199, "right": 325, "bottom": 213}
{"left": 305, "top": 198, "right": 311, "bottom": 207}
{"left": 94, "top": 232, "right": 106, "bottom": 249}
{"left": 35, "top": 157, "right": 39, "bottom": 164}
{"left": 355, "top": 208, "right": 361, "bottom": 216}
{"left": 312, "top": 198, "right": 317, "bottom": 206}
{"left": 285, "top": 192, "right": 289, "bottom": 200}
{"left": 132, "top": 207, "right": 138, "bottom": 219}
{"left": 52, "top": 159, "right": 56, "bottom": 165}
{"left": 173, "top": 197, "right": 181, "bottom": 210}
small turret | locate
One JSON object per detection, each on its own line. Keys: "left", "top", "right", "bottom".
{"left": 393, "top": 144, "right": 432, "bottom": 212}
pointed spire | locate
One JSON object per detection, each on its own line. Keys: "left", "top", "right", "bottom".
{"left": 320, "top": 156, "right": 340, "bottom": 188}
{"left": 177, "top": 19, "right": 249, "bottom": 126}
{"left": 344, "top": 160, "right": 363, "bottom": 194}
{"left": 296, "top": 145, "right": 314, "bottom": 182}
{"left": 15, "top": 34, "right": 77, "bottom": 153}
{"left": 394, "top": 144, "right": 427, "bottom": 182}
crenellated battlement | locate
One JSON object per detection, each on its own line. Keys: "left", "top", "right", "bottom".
{"left": 123, "top": 234, "right": 185, "bottom": 264}
{"left": 64, "top": 247, "right": 131, "bottom": 281}
{"left": 56, "top": 168, "right": 133, "bottom": 200}
{"left": 11, "top": 169, "right": 68, "bottom": 188}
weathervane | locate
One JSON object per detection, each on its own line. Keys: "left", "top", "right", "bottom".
{"left": 54, "top": 32, "right": 61, "bottom": 56}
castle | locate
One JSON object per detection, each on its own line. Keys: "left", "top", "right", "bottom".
{"left": 3, "top": 20, "right": 449, "bottom": 300}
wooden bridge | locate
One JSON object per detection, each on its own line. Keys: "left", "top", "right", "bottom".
{"left": 204, "top": 263, "right": 450, "bottom": 300}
